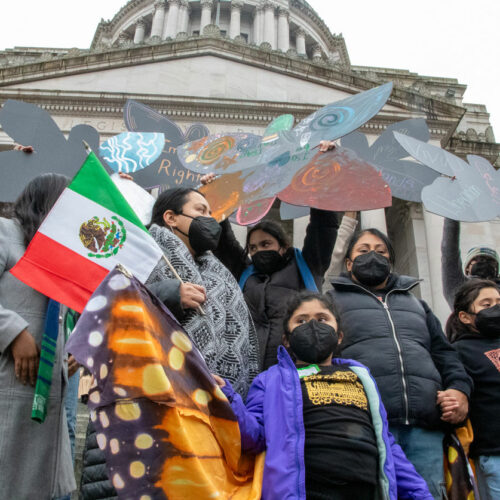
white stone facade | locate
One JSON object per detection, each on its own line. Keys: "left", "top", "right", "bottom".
{"left": 0, "top": 0, "right": 499, "bottom": 322}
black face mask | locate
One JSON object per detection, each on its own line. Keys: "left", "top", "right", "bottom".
{"left": 470, "top": 260, "right": 498, "bottom": 281}
{"left": 352, "top": 251, "right": 391, "bottom": 287}
{"left": 475, "top": 304, "right": 500, "bottom": 338}
{"left": 289, "top": 320, "right": 339, "bottom": 364}
{"left": 252, "top": 250, "right": 287, "bottom": 275}
{"left": 176, "top": 214, "right": 222, "bottom": 254}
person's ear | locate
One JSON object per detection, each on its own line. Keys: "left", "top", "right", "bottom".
{"left": 345, "top": 258, "right": 353, "bottom": 272}
{"left": 279, "top": 246, "right": 287, "bottom": 256}
{"left": 458, "top": 310, "right": 474, "bottom": 326}
{"left": 162, "top": 210, "right": 178, "bottom": 228}
{"left": 337, "top": 331, "right": 344, "bottom": 344}
{"left": 282, "top": 334, "right": 290, "bottom": 349}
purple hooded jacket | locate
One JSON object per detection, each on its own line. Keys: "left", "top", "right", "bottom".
{"left": 222, "top": 346, "right": 433, "bottom": 500}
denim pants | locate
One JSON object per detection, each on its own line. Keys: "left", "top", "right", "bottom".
{"left": 389, "top": 424, "right": 445, "bottom": 500}
{"left": 475, "top": 455, "right": 500, "bottom": 500}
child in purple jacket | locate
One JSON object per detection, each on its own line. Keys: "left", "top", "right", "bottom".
{"left": 215, "top": 291, "right": 433, "bottom": 500}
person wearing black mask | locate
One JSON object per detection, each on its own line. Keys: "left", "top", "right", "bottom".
{"left": 145, "top": 187, "right": 259, "bottom": 398}
{"left": 214, "top": 291, "right": 434, "bottom": 500}
{"left": 327, "top": 228, "right": 473, "bottom": 500}
{"left": 446, "top": 279, "right": 500, "bottom": 500}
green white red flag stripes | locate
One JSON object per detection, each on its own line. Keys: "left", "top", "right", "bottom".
{"left": 11, "top": 152, "right": 163, "bottom": 313}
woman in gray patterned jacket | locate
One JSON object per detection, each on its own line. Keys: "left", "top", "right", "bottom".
{"left": 146, "top": 187, "right": 259, "bottom": 398}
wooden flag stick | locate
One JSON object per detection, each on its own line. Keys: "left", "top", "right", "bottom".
{"left": 162, "top": 255, "right": 205, "bottom": 316}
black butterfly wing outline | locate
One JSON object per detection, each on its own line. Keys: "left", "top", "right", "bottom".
{"left": 0, "top": 101, "right": 102, "bottom": 201}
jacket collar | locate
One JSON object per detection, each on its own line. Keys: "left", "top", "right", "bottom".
{"left": 330, "top": 272, "right": 421, "bottom": 293}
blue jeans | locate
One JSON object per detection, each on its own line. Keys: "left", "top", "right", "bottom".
{"left": 65, "top": 369, "right": 81, "bottom": 462}
{"left": 475, "top": 455, "right": 500, "bottom": 500}
{"left": 389, "top": 424, "right": 445, "bottom": 500}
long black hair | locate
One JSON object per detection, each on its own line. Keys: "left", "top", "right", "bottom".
{"left": 149, "top": 187, "right": 203, "bottom": 227}
{"left": 445, "top": 278, "right": 499, "bottom": 342}
{"left": 282, "top": 291, "right": 342, "bottom": 338}
{"left": 13, "top": 173, "right": 69, "bottom": 247}
{"left": 246, "top": 220, "right": 290, "bottom": 251}
{"left": 345, "top": 228, "right": 396, "bottom": 265}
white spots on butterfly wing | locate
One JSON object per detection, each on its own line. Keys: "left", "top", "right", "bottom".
{"left": 88, "top": 331, "right": 103, "bottom": 347}
{"left": 108, "top": 273, "right": 131, "bottom": 291}
{"left": 86, "top": 295, "right": 107, "bottom": 312}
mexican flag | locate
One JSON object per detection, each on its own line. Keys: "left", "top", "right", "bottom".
{"left": 11, "top": 152, "right": 163, "bottom": 313}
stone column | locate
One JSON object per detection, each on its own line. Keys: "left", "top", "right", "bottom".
{"left": 200, "top": 0, "right": 213, "bottom": 32}
{"left": 360, "top": 209, "right": 387, "bottom": 233}
{"left": 164, "top": 0, "right": 180, "bottom": 38}
{"left": 229, "top": 0, "right": 244, "bottom": 39}
{"left": 277, "top": 8, "right": 289, "bottom": 51}
{"left": 178, "top": 0, "right": 190, "bottom": 33}
{"left": 151, "top": 0, "right": 166, "bottom": 39}
{"left": 253, "top": 5, "right": 263, "bottom": 45}
{"left": 296, "top": 27, "right": 306, "bottom": 56}
{"left": 263, "top": 1, "right": 276, "bottom": 49}
{"left": 133, "top": 18, "right": 146, "bottom": 44}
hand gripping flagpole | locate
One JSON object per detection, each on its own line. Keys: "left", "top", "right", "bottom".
{"left": 82, "top": 141, "right": 205, "bottom": 316}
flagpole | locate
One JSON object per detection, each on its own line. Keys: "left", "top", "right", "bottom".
{"left": 161, "top": 255, "right": 205, "bottom": 316}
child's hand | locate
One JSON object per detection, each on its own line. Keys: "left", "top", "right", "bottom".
{"left": 212, "top": 374, "right": 226, "bottom": 388}
{"left": 119, "top": 172, "right": 134, "bottom": 181}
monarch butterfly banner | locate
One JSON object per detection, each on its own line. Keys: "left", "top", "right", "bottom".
{"left": 66, "top": 265, "right": 264, "bottom": 500}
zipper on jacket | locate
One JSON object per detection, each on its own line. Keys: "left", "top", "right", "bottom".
{"left": 332, "top": 280, "right": 420, "bottom": 427}
{"left": 382, "top": 293, "right": 410, "bottom": 425}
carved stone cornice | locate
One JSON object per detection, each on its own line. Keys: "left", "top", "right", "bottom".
{"left": 0, "top": 37, "right": 467, "bottom": 132}
{"left": 0, "top": 89, "right": 470, "bottom": 151}
{"left": 231, "top": 0, "right": 244, "bottom": 9}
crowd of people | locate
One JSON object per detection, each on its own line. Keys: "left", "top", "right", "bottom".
{"left": 0, "top": 145, "right": 499, "bottom": 499}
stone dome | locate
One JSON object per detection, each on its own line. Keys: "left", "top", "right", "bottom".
{"left": 90, "top": 0, "right": 350, "bottom": 67}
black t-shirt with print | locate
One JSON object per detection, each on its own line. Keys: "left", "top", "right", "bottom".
{"left": 300, "top": 364, "right": 379, "bottom": 489}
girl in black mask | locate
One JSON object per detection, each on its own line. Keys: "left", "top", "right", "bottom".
{"left": 327, "top": 228, "right": 473, "bottom": 500}
{"left": 214, "top": 291, "right": 433, "bottom": 500}
{"left": 216, "top": 214, "right": 340, "bottom": 372}
{"left": 446, "top": 279, "right": 500, "bottom": 500}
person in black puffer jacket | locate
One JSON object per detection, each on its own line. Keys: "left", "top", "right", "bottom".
{"left": 79, "top": 419, "right": 117, "bottom": 500}
{"left": 327, "top": 228, "right": 472, "bottom": 500}
{"left": 446, "top": 278, "right": 500, "bottom": 500}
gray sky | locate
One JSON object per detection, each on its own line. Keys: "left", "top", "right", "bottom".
{"left": 1, "top": 0, "right": 498, "bottom": 136}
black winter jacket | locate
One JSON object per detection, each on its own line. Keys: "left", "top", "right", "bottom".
{"left": 328, "top": 273, "right": 473, "bottom": 429}
{"left": 79, "top": 420, "right": 117, "bottom": 500}
{"left": 453, "top": 333, "right": 500, "bottom": 457}
{"left": 215, "top": 209, "right": 339, "bottom": 370}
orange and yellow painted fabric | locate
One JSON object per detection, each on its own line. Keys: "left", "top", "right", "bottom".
{"left": 67, "top": 265, "right": 264, "bottom": 499}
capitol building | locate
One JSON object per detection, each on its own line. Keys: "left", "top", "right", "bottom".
{"left": 0, "top": 0, "right": 499, "bottom": 320}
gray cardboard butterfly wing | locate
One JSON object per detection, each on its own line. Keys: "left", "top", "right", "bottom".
{"left": 394, "top": 132, "right": 500, "bottom": 222}
{"left": 292, "top": 82, "right": 393, "bottom": 148}
{"left": 280, "top": 202, "right": 310, "bottom": 220}
{"left": 124, "top": 99, "right": 209, "bottom": 189}
{"left": 341, "top": 119, "right": 438, "bottom": 202}
{"left": 0, "top": 100, "right": 102, "bottom": 202}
